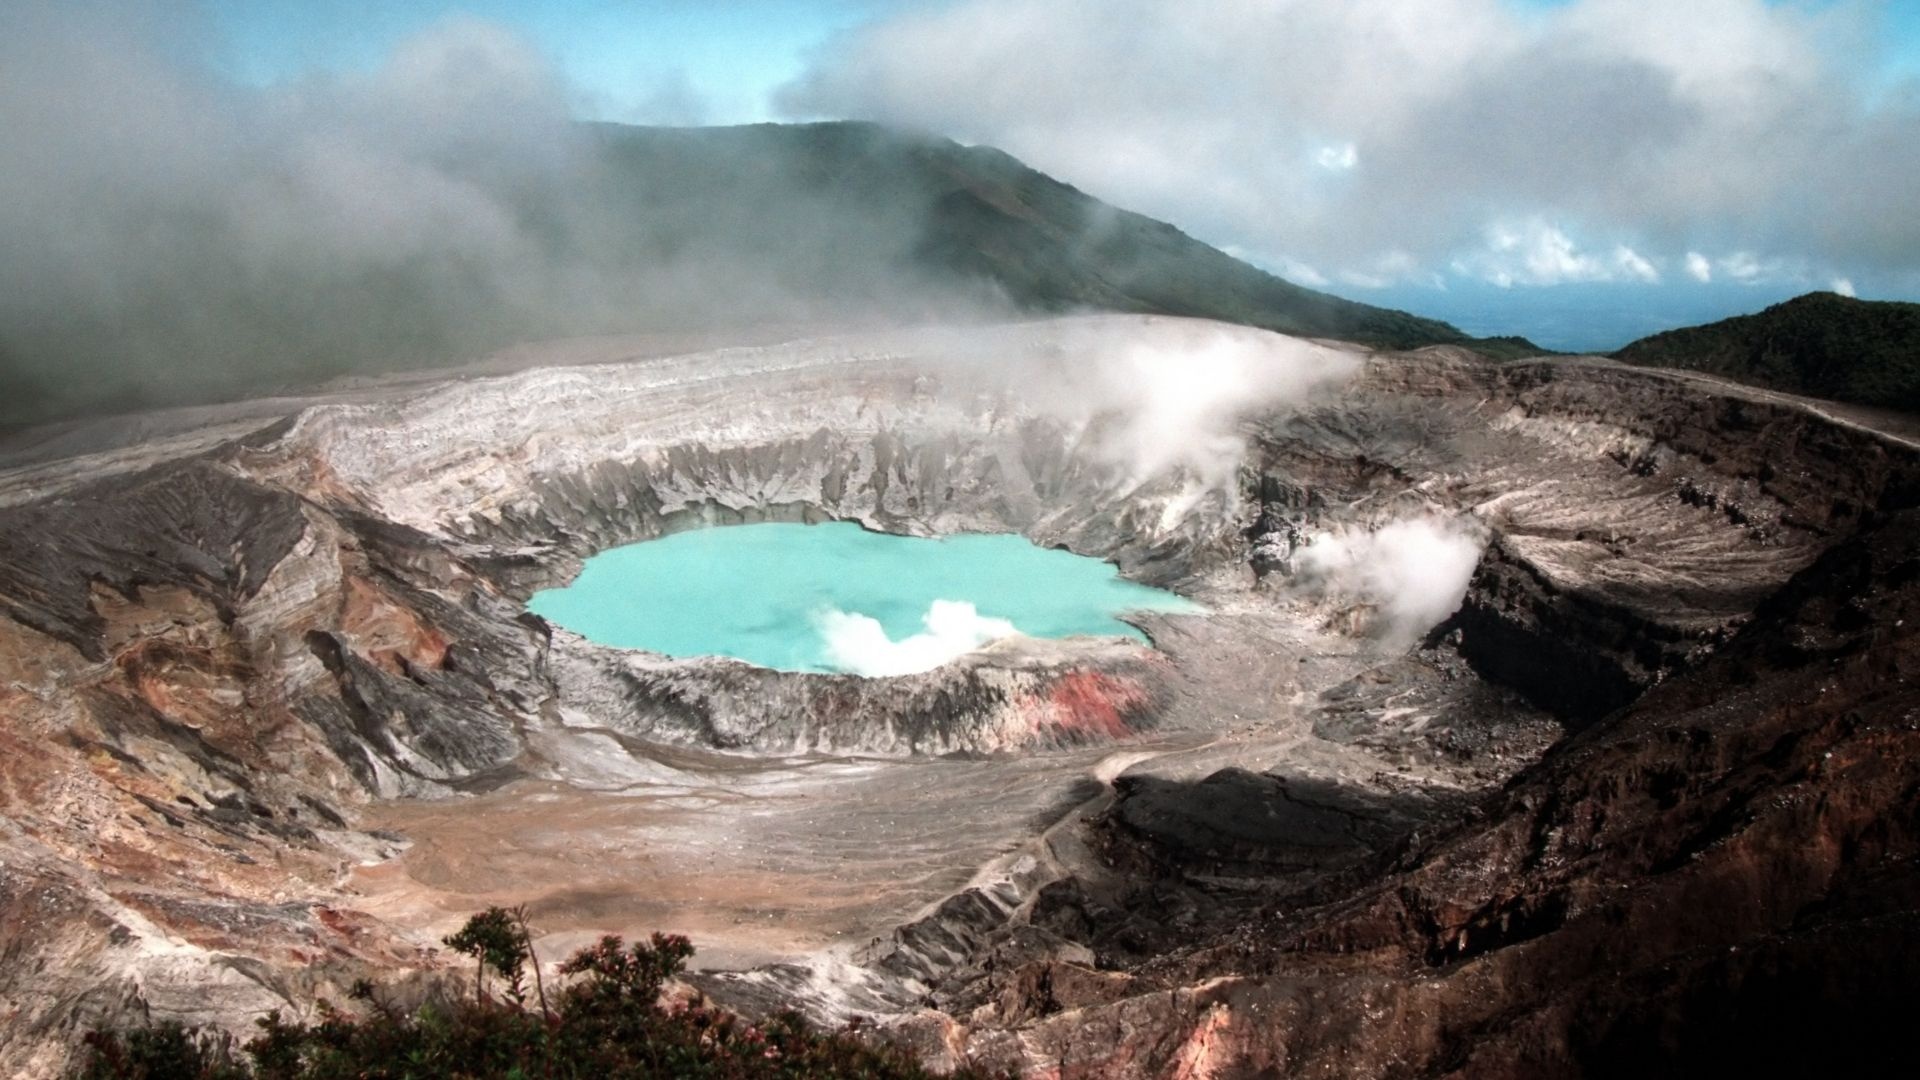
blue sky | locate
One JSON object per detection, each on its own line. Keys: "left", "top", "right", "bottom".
{"left": 208, "top": 0, "right": 894, "bottom": 123}
{"left": 208, "top": 1, "right": 1920, "bottom": 128}
{"left": 201, "top": 0, "right": 1920, "bottom": 350}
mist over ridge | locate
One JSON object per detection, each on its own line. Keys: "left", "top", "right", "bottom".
{"left": 0, "top": 3, "right": 1502, "bottom": 433}
{"left": 0, "top": 6, "right": 984, "bottom": 427}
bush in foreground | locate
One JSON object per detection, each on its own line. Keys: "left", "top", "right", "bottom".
{"left": 76, "top": 908, "right": 993, "bottom": 1080}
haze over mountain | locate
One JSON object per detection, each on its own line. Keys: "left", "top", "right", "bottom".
{"left": 14, "top": 0, "right": 1920, "bottom": 431}
{"left": 582, "top": 120, "right": 1502, "bottom": 355}
{"left": 0, "top": 116, "right": 1512, "bottom": 431}
{"left": 1615, "top": 292, "right": 1920, "bottom": 413}
{"left": 198, "top": 1, "right": 1920, "bottom": 330}
{"left": 785, "top": 0, "right": 1920, "bottom": 327}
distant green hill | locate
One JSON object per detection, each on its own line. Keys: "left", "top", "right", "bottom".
{"left": 1614, "top": 292, "right": 1920, "bottom": 412}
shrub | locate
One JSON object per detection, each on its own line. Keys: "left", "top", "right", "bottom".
{"left": 75, "top": 908, "right": 996, "bottom": 1080}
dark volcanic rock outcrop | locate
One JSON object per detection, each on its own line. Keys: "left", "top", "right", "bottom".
{"left": 954, "top": 505, "right": 1920, "bottom": 1078}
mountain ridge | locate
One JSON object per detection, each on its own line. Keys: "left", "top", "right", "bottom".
{"left": 0, "top": 119, "right": 1536, "bottom": 430}
{"left": 1613, "top": 291, "right": 1920, "bottom": 413}
{"left": 580, "top": 119, "right": 1531, "bottom": 354}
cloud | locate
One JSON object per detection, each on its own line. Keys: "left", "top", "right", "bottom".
{"left": 1613, "top": 246, "right": 1660, "bottom": 284}
{"left": 1831, "top": 277, "right": 1858, "bottom": 297}
{"left": 1315, "top": 142, "right": 1358, "bottom": 171}
{"left": 1685, "top": 251, "right": 1714, "bottom": 283}
{"left": 1223, "top": 246, "right": 1331, "bottom": 287}
{"left": 623, "top": 68, "right": 712, "bottom": 126}
{"left": 0, "top": 1, "right": 1002, "bottom": 427}
{"left": 0, "top": 6, "right": 580, "bottom": 421}
{"left": 1288, "top": 515, "right": 1485, "bottom": 647}
{"left": 782, "top": 0, "right": 1916, "bottom": 288}
{"left": 815, "top": 600, "right": 1017, "bottom": 676}
{"left": 1285, "top": 261, "right": 1332, "bottom": 288}
{"left": 1452, "top": 219, "right": 1660, "bottom": 286}
{"left": 1714, "top": 250, "right": 1806, "bottom": 285}
{"left": 1337, "top": 250, "right": 1436, "bottom": 290}
{"left": 1719, "top": 251, "right": 1765, "bottom": 282}
{"left": 1025, "top": 320, "right": 1361, "bottom": 490}
{"left": 916, "top": 319, "right": 1357, "bottom": 534}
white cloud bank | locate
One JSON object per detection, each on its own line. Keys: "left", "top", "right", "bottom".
{"left": 1290, "top": 516, "right": 1485, "bottom": 647}
{"left": 0, "top": 2, "right": 1015, "bottom": 422}
{"left": 1452, "top": 219, "right": 1661, "bottom": 287}
{"left": 783, "top": 0, "right": 1916, "bottom": 289}
{"left": 1088, "top": 324, "right": 1358, "bottom": 487}
{"left": 1315, "top": 142, "right": 1359, "bottom": 171}
{"left": 1015, "top": 320, "right": 1361, "bottom": 493}
{"left": 815, "top": 600, "right": 1017, "bottom": 676}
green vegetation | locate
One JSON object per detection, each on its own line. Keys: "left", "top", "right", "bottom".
{"left": 74, "top": 908, "right": 993, "bottom": 1080}
{"left": 1613, "top": 291, "right": 1920, "bottom": 412}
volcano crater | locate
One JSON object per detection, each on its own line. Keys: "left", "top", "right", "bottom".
{"left": 2, "top": 315, "right": 1915, "bottom": 1075}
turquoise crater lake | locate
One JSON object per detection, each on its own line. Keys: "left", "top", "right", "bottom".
{"left": 526, "top": 522, "right": 1202, "bottom": 676}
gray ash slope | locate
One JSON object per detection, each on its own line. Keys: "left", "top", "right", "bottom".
{"left": 0, "top": 315, "right": 1915, "bottom": 1077}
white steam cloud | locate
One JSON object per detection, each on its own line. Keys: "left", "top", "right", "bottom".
{"left": 1092, "top": 324, "right": 1358, "bottom": 487}
{"left": 1290, "top": 515, "right": 1485, "bottom": 647}
{"left": 814, "top": 599, "right": 1018, "bottom": 676}
{"left": 985, "top": 319, "right": 1361, "bottom": 494}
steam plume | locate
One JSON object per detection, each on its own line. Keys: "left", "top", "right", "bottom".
{"left": 815, "top": 600, "right": 1017, "bottom": 676}
{"left": 934, "top": 318, "right": 1361, "bottom": 497}
{"left": 1290, "top": 515, "right": 1485, "bottom": 646}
